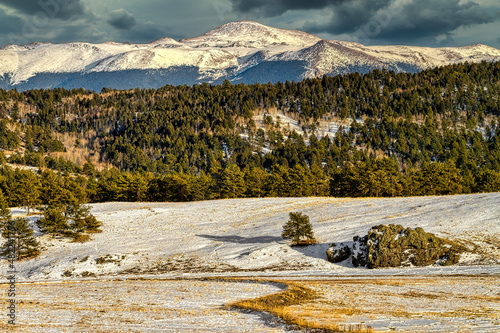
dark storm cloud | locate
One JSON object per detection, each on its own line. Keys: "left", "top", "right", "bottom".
{"left": 306, "top": 0, "right": 389, "bottom": 35}
{"left": 230, "top": 0, "right": 344, "bottom": 17}
{"left": 230, "top": 0, "right": 500, "bottom": 44}
{"left": 126, "top": 24, "right": 168, "bottom": 43}
{"left": 0, "top": 9, "right": 24, "bottom": 36}
{"left": 371, "top": 0, "right": 499, "bottom": 41}
{"left": 0, "top": 0, "right": 85, "bottom": 20}
{"left": 110, "top": 20, "right": 172, "bottom": 44}
{"left": 107, "top": 9, "right": 136, "bottom": 30}
{"left": 1, "top": 0, "right": 498, "bottom": 48}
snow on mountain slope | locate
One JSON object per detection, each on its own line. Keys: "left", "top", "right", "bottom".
{"left": 0, "top": 42, "right": 142, "bottom": 84}
{"left": 148, "top": 36, "right": 185, "bottom": 48}
{"left": 180, "top": 20, "right": 321, "bottom": 48}
{"left": 0, "top": 21, "right": 499, "bottom": 90}
{"left": 270, "top": 40, "right": 500, "bottom": 80}
{"left": 271, "top": 40, "right": 388, "bottom": 78}
{"left": 88, "top": 47, "right": 238, "bottom": 72}
{"left": 364, "top": 43, "right": 500, "bottom": 68}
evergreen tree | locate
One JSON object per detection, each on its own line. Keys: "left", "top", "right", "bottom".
{"left": 474, "top": 169, "right": 500, "bottom": 193}
{"left": 1, "top": 217, "right": 40, "bottom": 260}
{"left": 40, "top": 170, "right": 75, "bottom": 208}
{"left": 282, "top": 212, "right": 316, "bottom": 245}
{"left": 66, "top": 203, "right": 102, "bottom": 233}
{"left": 82, "top": 159, "right": 97, "bottom": 177}
{"left": 12, "top": 170, "right": 40, "bottom": 215}
{"left": 310, "top": 164, "right": 329, "bottom": 196}
{"left": 0, "top": 189, "right": 11, "bottom": 231}
{"left": 244, "top": 167, "right": 268, "bottom": 198}
{"left": 37, "top": 207, "right": 69, "bottom": 235}
{"left": 220, "top": 164, "right": 246, "bottom": 199}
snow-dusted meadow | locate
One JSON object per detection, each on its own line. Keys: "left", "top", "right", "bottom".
{"left": 2, "top": 279, "right": 291, "bottom": 332}
{"left": 1, "top": 193, "right": 499, "bottom": 331}
{"left": 292, "top": 275, "right": 499, "bottom": 332}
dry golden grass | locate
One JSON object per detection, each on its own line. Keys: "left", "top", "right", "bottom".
{"left": 229, "top": 281, "right": 374, "bottom": 333}
{"left": 2, "top": 276, "right": 497, "bottom": 332}
{"left": 292, "top": 239, "right": 319, "bottom": 246}
{"left": 69, "top": 233, "right": 91, "bottom": 243}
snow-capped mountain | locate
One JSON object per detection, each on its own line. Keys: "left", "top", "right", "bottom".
{"left": 180, "top": 20, "right": 321, "bottom": 48}
{"left": 1, "top": 21, "right": 500, "bottom": 91}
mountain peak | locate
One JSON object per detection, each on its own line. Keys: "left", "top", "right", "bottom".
{"left": 1, "top": 21, "right": 500, "bottom": 91}
{"left": 148, "top": 37, "right": 184, "bottom": 48}
{"left": 180, "top": 21, "right": 321, "bottom": 48}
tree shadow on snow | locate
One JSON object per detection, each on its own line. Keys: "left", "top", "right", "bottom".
{"left": 290, "top": 242, "right": 330, "bottom": 260}
{"left": 197, "top": 234, "right": 282, "bottom": 244}
{"left": 291, "top": 241, "right": 358, "bottom": 268}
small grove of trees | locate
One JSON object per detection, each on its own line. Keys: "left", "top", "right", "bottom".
{"left": 0, "top": 184, "right": 102, "bottom": 261}
{"left": 37, "top": 203, "right": 102, "bottom": 242}
{"left": 282, "top": 212, "right": 316, "bottom": 245}
{"left": 1, "top": 157, "right": 499, "bottom": 208}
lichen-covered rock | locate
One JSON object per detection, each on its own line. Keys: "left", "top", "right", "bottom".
{"left": 326, "top": 243, "right": 351, "bottom": 263}
{"left": 325, "top": 224, "right": 465, "bottom": 268}
{"left": 364, "top": 224, "right": 464, "bottom": 268}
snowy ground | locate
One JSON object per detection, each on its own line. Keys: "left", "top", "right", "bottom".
{"left": 1, "top": 193, "right": 499, "bottom": 331}
{"left": 0, "top": 279, "right": 291, "bottom": 332}
{"left": 4, "top": 193, "right": 498, "bottom": 281}
{"left": 295, "top": 276, "right": 499, "bottom": 332}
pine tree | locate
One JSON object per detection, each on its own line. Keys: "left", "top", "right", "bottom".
{"left": 282, "top": 212, "right": 316, "bottom": 245}
{"left": 37, "top": 207, "right": 69, "bottom": 235}
{"left": 40, "top": 170, "right": 75, "bottom": 208}
{"left": 0, "top": 190, "right": 11, "bottom": 232}
{"left": 12, "top": 170, "right": 40, "bottom": 215}
{"left": 220, "top": 164, "right": 246, "bottom": 199}
{"left": 244, "top": 167, "right": 268, "bottom": 198}
{"left": 0, "top": 189, "right": 10, "bottom": 218}
{"left": 1, "top": 218, "right": 40, "bottom": 260}
{"left": 66, "top": 203, "right": 101, "bottom": 233}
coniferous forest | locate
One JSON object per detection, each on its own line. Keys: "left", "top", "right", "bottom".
{"left": 0, "top": 61, "right": 500, "bottom": 207}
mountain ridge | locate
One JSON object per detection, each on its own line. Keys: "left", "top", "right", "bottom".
{"left": 1, "top": 21, "right": 500, "bottom": 91}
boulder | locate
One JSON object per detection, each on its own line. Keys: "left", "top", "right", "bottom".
{"left": 326, "top": 243, "right": 351, "bottom": 263}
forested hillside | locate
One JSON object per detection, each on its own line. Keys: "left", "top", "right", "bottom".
{"left": 0, "top": 61, "right": 499, "bottom": 205}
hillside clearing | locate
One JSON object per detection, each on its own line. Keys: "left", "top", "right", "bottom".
{"left": 3, "top": 193, "right": 499, "bottom": 281}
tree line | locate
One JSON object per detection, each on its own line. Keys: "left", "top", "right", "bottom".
{"left": 1, "top": 160, "right": 498, "bottom": 208}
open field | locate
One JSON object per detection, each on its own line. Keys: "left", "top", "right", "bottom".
{"left": 1, "top": 276, "right": 497, "bottom": 332}
{"left": 0, "top": 278, "right": 289, "bottom": 332}
{"left": 281, "top": 276, "right": 500, "bottom": 332}
{"left": 1, "top": 193, "right": 499, "bottom": 331}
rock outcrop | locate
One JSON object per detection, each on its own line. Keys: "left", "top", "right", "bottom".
{"left": 326, "top": 242, "right": 351, "bottom": 263}
{"left": 326, "top": 224, "right": 465, "bottom": 268}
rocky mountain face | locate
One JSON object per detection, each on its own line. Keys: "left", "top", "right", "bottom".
{"left": 1, "top": 21, "right": 500, "bottom": 91}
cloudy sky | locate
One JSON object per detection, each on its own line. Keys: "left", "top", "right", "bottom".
{"left": 0, "top": 0, "right": 499, "bottom": 48}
